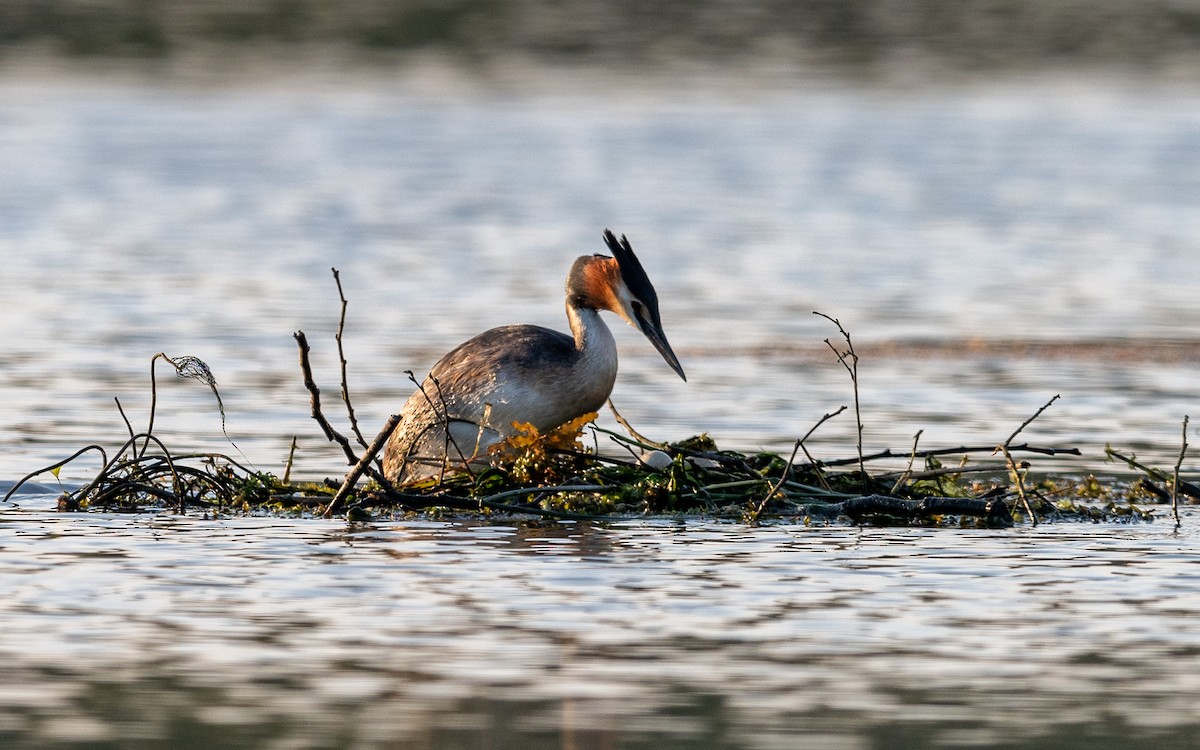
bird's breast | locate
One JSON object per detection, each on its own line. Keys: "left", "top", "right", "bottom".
{"left": 486, "top": 312, "right": 618, "bottom": 431}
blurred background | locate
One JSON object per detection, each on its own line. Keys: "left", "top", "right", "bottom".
{"left": 2, "top": 0, "right": 1200, "bottom": 76}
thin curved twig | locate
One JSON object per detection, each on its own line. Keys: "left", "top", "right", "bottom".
{"left": 3, "top": 445, "right": 109, "bottom": 502}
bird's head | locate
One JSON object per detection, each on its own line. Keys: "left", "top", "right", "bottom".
{"left": 566, "top": 231, "right": 686, "bottom": 381}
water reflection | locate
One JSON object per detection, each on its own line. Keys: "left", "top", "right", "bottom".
{"left": 1, "top": 506, "right": 1197, "bottom": 749}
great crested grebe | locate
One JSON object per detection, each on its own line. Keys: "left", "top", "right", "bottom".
{"left": 382, "top": 230, "right": 686, "bottom": 485}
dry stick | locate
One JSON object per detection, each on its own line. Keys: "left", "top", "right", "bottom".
{"left": 814, "top": 312, "right": 866, "bottom": 488}
{"left": 1000, "top": 394, "right": 1060, "bottom": 525}
{"left": 748, "top": 405, "right": 848, "bottom": 524}
{"left": 805, "top": 442, "right": 1079, "bottom": 471}
{"left": 331, "top": 268, "right": 370, "bottom": 451}
{"left": 747, "top": 438, "right": 804, "bottom": 526}
{"left": 795, "top": 405, "right": 848, "bottom": 492}
{"left": 430, "top": 375, "right": 455, "bottom": 485}
{"left": 1105, "top": 447, "right": 1200, "bottom": 499}
{"left": 323, "top": 413, "right": 403, "bottom": 518}
{"left": 1006, "top": 394, "right": 1060, "bottom": 447}
{"left": 283, "top": 436, "right": 298, "bottom": 485}
{"left": 294, "top": 331, "right": 359, "bottom": 465}
{"left": 890, "top": 429, "right": 925, "bottom": 495}
{"left": 608, "top": 399, "right": 664, "bottom": 448}
{"left": 295, "top": 331, "right": 396, "bottom": 489}
{"left": 878, "top": 461, "right": 1017, "bottom": 481}
{"left": 1172, "top": 415, "right": 1188, "bottom": 530}
{"left": 999, "top": 442, "right": 1036, "bottom": 526}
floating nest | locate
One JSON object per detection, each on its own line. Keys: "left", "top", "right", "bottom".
{"left": 2, "top": 376, "right": 1173, "bottom": 527}
{"left": 5, "top": 274, "right": 1192, "bottom": 528}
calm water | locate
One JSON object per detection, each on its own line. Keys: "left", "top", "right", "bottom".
{"left": 1, "top": 68, "right": 1199, "bottom": 748}
{"left": 0, "top": 505, "right": 1198, "bottom": 749}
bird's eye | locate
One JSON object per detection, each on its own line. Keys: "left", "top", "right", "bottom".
{"left": 632, "top": 300, "right": 645, "bottom": 317}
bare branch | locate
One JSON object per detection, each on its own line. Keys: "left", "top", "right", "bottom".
{"left": 323, "top": 413, "right": 403, "bottom": 518}
{"left": 890, "top": 429, "right": 924, "bottom": 495}
{"left": 332, "top": 268, "right": 370, "bottom": 451}
{"left": 814, "top": 312, "right": 866, "bottom": 488}
{"left": 295, "top": 331, "right": 360, "bottom": 466}
{"left": 608, "top": 399, "right": 663, "bottom": 448}
{"left": 1006, "top": 394, "right": 1060, "bottom": 447}
{"left": 1173, "top": 415, "right": 1189, "bottom": 530}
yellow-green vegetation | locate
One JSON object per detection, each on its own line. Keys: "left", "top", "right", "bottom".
{"left": 7, "top": 404, "right": 1174, "bottom": 527}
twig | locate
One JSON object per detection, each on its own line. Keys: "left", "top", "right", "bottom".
{"left": 795, "top": 405, "right": 847, "bottom": 491}
{"left": 1006, "top": 394, "right": 1060, "bottom": 446}
{"left": 141, "top": 353, "right": 165, "bottom": 458}
{"left": 608, "top": 399, "right": 663, "bottom": 448}
{"left": 747, "top": 438, "right": 803, "bottom": 526}
{"left": 3, "top": 445, "right": 109, "bottom": 502}
{"left": 283, "top": 436, "right": 298, "bottom": 485}
{"left": 800, "top": 443, "right": 1080, "bottom": 471}
{"left": 1173, "top": 415, "right": 1188, "bottom": 530}
{"left": 1105, "top": 447, "right": 1200, "bottom": 499}
{"left": 998, "top": 443, "right": 1035, "bottom": 524}
{"left": 998, "top": 395, "right": 1059, "bottom": 525}
{"left": 877, "top": 461, "right": 1018, "bottom": 481}
{"left": 331, "top": 268, "right": 370, "bottom": 451}
{"left": 295, "top": 331, "right": 360, "bottom": 466}
{"left": 592, "top": 425, "right": 665, "bottom": 455}
{"left": 323, "top": 413, "right": 403, "bottom": 518}
{"left": 890, "top": 429, "right": 924, "bottom": 495}
{"left": 814, "top": 312, "right": 866, "bottom": 489}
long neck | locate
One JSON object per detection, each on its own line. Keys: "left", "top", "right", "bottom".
{"left": 566, "top": 303, "right": 615, "bottom": 355}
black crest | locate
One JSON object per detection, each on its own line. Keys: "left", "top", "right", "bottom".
{"left": 603, "top": 229, "right": 661, "bottom": 321}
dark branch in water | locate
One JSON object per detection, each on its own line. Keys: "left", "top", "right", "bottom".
{"left": 1105, "top": 446, "right": 1200, "bottom": 499}
{"left": 798, "top": 494, "right": 1014, "bottom": 524}
{"left": 295, "top": 329, "right": 394, "bottom": 492}
{"left": 323, "top": 413, "right": 402, "bottom": 518}
{"left": 798, "top": 442, "right": 1079, "bottom": 471}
